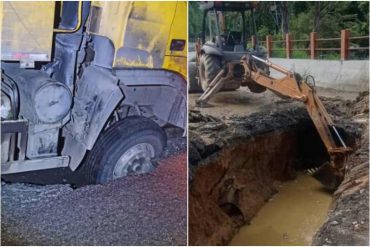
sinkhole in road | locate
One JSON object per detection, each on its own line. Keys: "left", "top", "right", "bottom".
{"left": 189, "top": 119, "right": 354, "bottom": 246}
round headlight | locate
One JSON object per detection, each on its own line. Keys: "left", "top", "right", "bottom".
{"left": 1, "top": 91, "right": 12, "bottom": 119}
{"left": 34, "top": 81, "right": 72, "bottom": 123}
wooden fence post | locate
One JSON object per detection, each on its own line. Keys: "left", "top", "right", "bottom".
{"left": 285, "top": 33, "right": 292, "bottom": 59}
{"left": 266, "top": 35, "right": 272, "bottom": 58}
{"left": 310, "top": 32, "right": 317, "bottom": 59}
{"left": 251, "top": 35, "right": 256, "bottom": 49}
{"left": 341, "top": 29, "right": 350, "bottom": 60}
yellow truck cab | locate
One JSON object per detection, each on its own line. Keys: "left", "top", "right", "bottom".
{"left": 1, "top": 1, "right": 187, "bottom": 184}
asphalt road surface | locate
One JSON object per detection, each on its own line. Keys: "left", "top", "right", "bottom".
{"left": 1, "top": 138, "right": 187, "bottom": 246}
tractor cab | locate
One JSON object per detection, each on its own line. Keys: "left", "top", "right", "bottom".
{"left": 200, "top": 1, "right": 258, "bottom": 53}
{"left": 194, "top": 2, "right": 267, "bottom": 93}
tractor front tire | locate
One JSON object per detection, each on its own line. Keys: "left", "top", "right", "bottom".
{"left": 81, "top": 116, "right": 166, "bottom": 184}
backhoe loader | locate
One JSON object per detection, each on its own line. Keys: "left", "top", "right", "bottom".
{"left": 194, "top": 2, "right": 352, "bottom": 191}
{"left": 1, "top": 1, "right": 187, "bottom": 184}
{"left": 189, "top": 1, "right": 268, "bottom": 93}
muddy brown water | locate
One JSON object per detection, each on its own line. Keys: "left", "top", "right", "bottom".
{"left": 230, "top": 173, "right": 332, "bottom": 246}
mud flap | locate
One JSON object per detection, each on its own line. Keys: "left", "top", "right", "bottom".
{"left": 115, "top": 69, "right": 187, "bottom": 130}
{"left": 62, "top": 65, "right": 123, "bottom": 171}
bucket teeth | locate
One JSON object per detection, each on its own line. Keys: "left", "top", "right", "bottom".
{"left": 306, "top": 167, "right": 319, "bottom": 175}
{"left": 308, "top": 163, "right": 342, "bottom": 191}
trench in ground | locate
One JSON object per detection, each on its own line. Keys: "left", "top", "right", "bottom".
{"left": 189, "top": 120, "right": 354, "bottom": 245}
{"left": 229, "top": 172, "right": 332, "bottom": 245}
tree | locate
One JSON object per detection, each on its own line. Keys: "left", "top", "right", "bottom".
{"left": 313, "top": 2, "right": 338, "bottom": 33}
{"left": 188, "top": 1, "right": 369, "bottom": 44}
{"left": 188, "top": 2, "right": 203, "bottom": 39}
{"left": 280, "top": 2, "right": 289, "bottom": 36}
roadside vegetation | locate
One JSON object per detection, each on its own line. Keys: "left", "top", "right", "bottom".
{"left": 189, "top": 1, "right": 369, "bottom": 59}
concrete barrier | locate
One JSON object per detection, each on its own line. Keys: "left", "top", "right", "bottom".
{"left": 187, "top": 47, "right": 369, "bottom": 92}
{"left": 270, "top": 58, "right": 369, "bottom": 92}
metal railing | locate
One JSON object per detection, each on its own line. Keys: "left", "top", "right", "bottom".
{"left": 257, "top": 29, "right": 369, "bottom": 60}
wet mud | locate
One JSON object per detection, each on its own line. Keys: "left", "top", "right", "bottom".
{"left": 230, "top": 173, "right": 332, "bottom": 246}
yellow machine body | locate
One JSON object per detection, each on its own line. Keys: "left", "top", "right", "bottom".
{"left": 1, "top": 1, "right": 187, "bottom": 77}
{"left": 88, "top": 1, "right": 187, "bottom": 77}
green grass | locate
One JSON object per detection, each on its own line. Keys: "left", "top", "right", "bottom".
{"left": 319, "top": 52, "right": 341, "bottom": 60}
{"left": 292, "top": 50, "right": 310, "bottom": 59}
{"left": 271, "top": 50, "right": 286, "bottom": 58}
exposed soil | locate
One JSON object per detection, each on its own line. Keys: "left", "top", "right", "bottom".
{"left": 189, "top": 87, "right": 359, "bottom": 120}
{"left": 188, "top": 91, "right": 368, "bottom": 246}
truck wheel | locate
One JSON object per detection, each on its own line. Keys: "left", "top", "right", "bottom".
{"left": 188, "top": 62, "right": 202, "bottom": 93}
{"left": 81, "top": 116, "right": 166, "bottom": 184}
{"left": 199, "top": 54, "right": 222, "bottom": 91}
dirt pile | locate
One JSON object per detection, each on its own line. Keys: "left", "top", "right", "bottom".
{"left": 189, "top": 93, "right": 369, "bottom": 246}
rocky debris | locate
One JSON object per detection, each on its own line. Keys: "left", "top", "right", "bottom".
{"left": 188, "top": 131, "right": 204, "bottom": 179}
{"left": 351, "top": 91, "right": 369, "bottom": 115}
{"left": 1, "top": 138, "right": 187, "bottom": 246}
{"left": 189, "top": 110, "right": 222, "bottom": 123}
{"left": 1, "top": 183, "right": 73, "bottom": 208}
{"left": 313, "top": 188, "right": 369, "bottom": 245}
{"left": 189, "top": 110, "right": 228, "bottom": 135}
{"left": 161, "top": 137, "right": 187, "bottom": 159}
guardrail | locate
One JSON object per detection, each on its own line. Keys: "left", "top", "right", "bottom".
{"left": 255, "top": 29, "right": 369, "bottom": 60}
{"left": 190, "top": 29, "right": 368, "bottom": 60}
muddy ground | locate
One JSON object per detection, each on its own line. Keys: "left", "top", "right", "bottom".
{"left": 189, "top": 88, "right": 368, "bottom": 245}
{"left": 189, "top": 87, "right": 359, "bottom": 119}
{"left": 1, "top": 137, "right": 187, "bottom": 246}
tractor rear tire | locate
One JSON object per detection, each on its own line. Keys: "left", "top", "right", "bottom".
{"left": 188, "top": 62, "right": 202, "bottom": 93}
{"left": 80, "top": 116, "right": 166, "bottom": 184}
{"left": 199, "top": 54, "right": 222, "bottom": 92}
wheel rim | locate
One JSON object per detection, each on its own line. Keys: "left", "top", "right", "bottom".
{"left": 113, "top": 143, "right": 155, "bottom": 179}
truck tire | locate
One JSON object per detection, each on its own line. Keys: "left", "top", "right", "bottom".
{"left": 199, "top": 54, "right": 222, "bottom": 91}
{"left": 81, "top": 116, "right": 166, "bottom": 184}
{"left": 188, "top": 62, "right": 202, "bottom": 93}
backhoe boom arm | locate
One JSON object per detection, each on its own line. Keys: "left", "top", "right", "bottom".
{"left": 241, "top": 55, "right": 351, "bottom": 174}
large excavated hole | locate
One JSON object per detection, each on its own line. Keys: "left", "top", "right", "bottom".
{"left": 189, "top": 118, "right": 355, "bottom": 246}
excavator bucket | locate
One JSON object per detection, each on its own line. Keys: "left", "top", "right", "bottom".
{"left": 307, "top": 162, "right": 342, "bottom": 191}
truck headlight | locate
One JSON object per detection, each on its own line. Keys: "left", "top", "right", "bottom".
{"left": 1, "top": 91, "right": 12, "bottom": 120}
